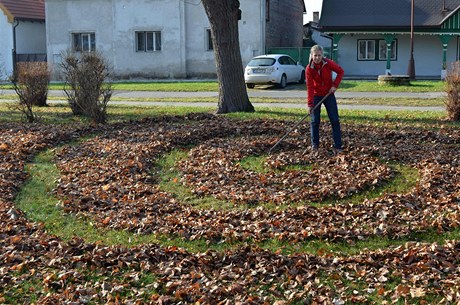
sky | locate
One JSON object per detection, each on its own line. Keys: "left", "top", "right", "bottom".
{"left": 303, "top": 0, "right": 323, "bottom": 24}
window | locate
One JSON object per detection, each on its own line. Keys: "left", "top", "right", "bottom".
{"left": 358, "top": 40, "right": 375, "bottom": 60}
{"left": 313, "top": 12, "right": 319, "bottom": 23}
{"left": 379, "top": 40, "right": 397, "bottom": 60}
{"left": 136, "top": 31, "right": 161, "bottom": 52}
{"left": 72, "top": 33, "right": 96, "bottom": 52}
{"left": 206, "top": 29, "right": 213, "bottom": 51}
{"left": 278, "top": 56, "right": 296, "bottom": 65}
{"left": 278, "top": 56, "right": 288, "bottom": 65}
{"left": 358, "top": 39, "right": 398, "bottom": 61}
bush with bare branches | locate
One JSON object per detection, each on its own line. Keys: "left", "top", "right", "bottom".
{"left": 60, "top": 51, "right": 112, "bottom": 124}
{"left": 9, "top": 62, "right": 50, "bottom": 122}
{"left": 444, "top": 61, "right": 460, "bottom": 121}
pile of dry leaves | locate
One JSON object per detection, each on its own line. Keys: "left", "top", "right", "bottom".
{"left": 1, "top": 114, "right": 459, "bottom": 304}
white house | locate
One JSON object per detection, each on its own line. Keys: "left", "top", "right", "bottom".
{"left": 0, "top": 0, "right": 46, "bottom": 80}
{"left": 45, "top": 0, "right": 305, "bottom": 80}
{"left": 319, "top": 0, "right": 460, "bottom": 79}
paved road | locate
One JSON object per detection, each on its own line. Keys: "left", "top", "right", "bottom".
{"left": 0, "top": 89, "right": 445, "bottom": 111}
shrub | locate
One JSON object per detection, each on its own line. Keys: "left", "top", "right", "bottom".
{"left": 60, "top": 51, "right": 112, "bottom": 124}
{"left": 444, "top": 61, "right": 460, "bottom": 121}
{"left": 9, "top": 62, "right": 50, "bottom": 122}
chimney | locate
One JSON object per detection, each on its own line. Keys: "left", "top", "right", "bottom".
{"left": 313, "top": 11, "right": 319, "bottom": 23}
{"left": 442, "top": 0, "right": 448, "bottom": 12}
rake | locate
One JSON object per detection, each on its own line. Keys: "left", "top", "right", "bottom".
{"left": 268, "top": 92, "right": 331, "bottom": 154}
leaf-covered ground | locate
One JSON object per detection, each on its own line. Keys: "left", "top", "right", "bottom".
{"left": 1, "top": 113, "right": 459, "bottom": 304}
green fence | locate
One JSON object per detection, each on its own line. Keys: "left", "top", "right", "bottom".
{"left": 266, "top": 47, "right": 331, "bottom": 67}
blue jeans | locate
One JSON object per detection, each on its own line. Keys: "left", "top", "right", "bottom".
{"left": 310, "top": 94, "right": 342, "bottom": 149}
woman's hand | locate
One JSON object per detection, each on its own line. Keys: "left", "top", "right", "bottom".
{"left": 330, "top": 87, "right": 337, "bottom": 93}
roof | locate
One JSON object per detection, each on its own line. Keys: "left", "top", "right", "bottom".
{"left": 320, "top": 0, "right": 460, "bottom": 30}
{"left": 0, "top": 0, "right": 45, "bottom": 23}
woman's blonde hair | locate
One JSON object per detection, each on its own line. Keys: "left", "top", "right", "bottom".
{"left": 309, "top": 45, "right": 324, "bottom": 61}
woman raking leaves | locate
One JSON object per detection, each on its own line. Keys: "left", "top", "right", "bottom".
{"left": 306, "top": 44, "right": 345, "bottom": 153}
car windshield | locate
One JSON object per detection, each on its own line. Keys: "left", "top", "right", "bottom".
{"left": 247, "top": 58, "right": 276, "bottom": 67}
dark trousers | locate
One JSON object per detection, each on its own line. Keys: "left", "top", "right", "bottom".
{"left": 310, "top": 94, "right": 342, "bottom": 149}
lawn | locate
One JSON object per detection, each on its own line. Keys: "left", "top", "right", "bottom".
{"left": 0, "top": 79, "right": 448, "bottom": 92}
{"left": 1, "top": 103, "right": 459, "bottom": 304}
{"left": 0, "top": 80, "right": 447, "bottom": 109}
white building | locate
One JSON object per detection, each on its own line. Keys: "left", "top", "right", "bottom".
{"left": 0, "top": 0, "right": 46, "bottom": 80}
{"left": 45, "top": 0, "right": 305, "bottom": 80}
{"left": 320, "top": 0, "right": 460, "bottom": 79}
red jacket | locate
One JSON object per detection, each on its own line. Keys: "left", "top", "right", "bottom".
{"left": 306, "top": 58, "right": 344, "bottom": 107}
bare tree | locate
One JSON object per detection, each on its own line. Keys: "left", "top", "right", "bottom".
{"left": 201, "top": 0, "right": 254, "bottom": 114}
{"left": 445, "top": 62, "right": 460, "bottom": 121}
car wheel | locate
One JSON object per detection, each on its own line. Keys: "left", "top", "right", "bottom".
{"left": 278, "top": 74, "right": 287, "bottom": 88}
{"left": 298, "top": 71, "right": 305, "bottom": 84}
{"left": 246, "top": 83, "right": 255, "bottom": 89}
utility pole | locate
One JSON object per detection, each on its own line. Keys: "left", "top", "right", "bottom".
{"left": 407, "top": 0, "right": 415, "bottom": 79}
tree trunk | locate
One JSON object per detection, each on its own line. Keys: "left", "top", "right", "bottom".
{"left": 201, "top": 0, "right": 254, "bottom": 114}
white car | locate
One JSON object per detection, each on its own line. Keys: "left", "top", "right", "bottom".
{"left": 244, "top": 54, "right": 305, "bottom": 89}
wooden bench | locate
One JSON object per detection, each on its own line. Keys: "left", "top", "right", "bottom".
{"left": 377, "top": 75, "right": 411, "bottom": 86}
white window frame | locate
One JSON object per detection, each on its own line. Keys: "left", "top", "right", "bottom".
{"left": 72, "top": 32, "right": 96, "bottom": 52}
{"left": 136, "top": 31, "right": 162, "bottom": 52}
{"left": 358, "top": 39, "right": 398, "bottom": 61}
{"left": 358, "top": 40, "right": 375, "bottom": 60}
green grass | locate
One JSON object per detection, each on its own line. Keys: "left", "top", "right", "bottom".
{"left": 0, "top": 102, "right": 450, "bottom": 126}
{"left": 15, "top": 148, "right": 239, "bottom": 253}
{"left": 2, "top": 275, "right": 42, "bottom": 304}
{"left": 239, "top": 154, "right": 313, "bottom": 173}
{"left": 0, "top": 79, "right": 447, "bottom": 92}
{"left": 338, "top": 80, "right": 446, "bottom": 92}
{"left": 0, "top": 94, "right": 446, "bottom": 109}
{"left": 320, "top": 162, "right": 419, "bottom": 206}
{"left": 155, "top": 149, "right": 419, "bottom": 210}
{"left": 15, "top": 150, "right": 153, "bottom": 245}
{"left": 18, "top": 146, "right": 460, "bottom": 259}
{"left": 111, "top": 81, "right": 220, "bottom": 91}
{"left": 338, "top": 97, "right": 444, "bottom": 107}
{"left": 259, "top": 226, "right": 460, "bottom": 257}
{"left": 7, "top": 104, "right": 459, "bottom": 304}
{"left": 153, "top": 148, "right": 238, "bottom": 211}
{"left": 10, "top": 106, "right": 458, "bottom": 255}
{"left": 0, "top": 102, "right": 454, "bottom": 132}
{"left": 0, "top": 103, "right": 214, "bottom": 124}
{"left": 3, "top": 268, "right": 161, "bottom": 304}
{"left": 226, "top": 107, "right": 451, "bottom": 128}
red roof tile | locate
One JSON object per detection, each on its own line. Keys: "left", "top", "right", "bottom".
{"left": 0, "top": 0, "right": 45, "bottom": 22}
